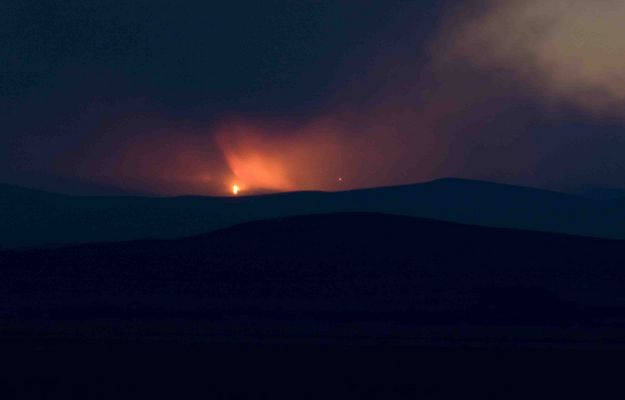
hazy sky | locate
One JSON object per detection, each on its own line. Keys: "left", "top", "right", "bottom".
{"left": 3, "top": 0, "right": 625, "bottom": 195}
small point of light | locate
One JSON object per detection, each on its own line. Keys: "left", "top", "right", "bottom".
{"left": 232, "top": 184, "right": 240, "bottom": 195}
{"left": 338, "top": 177, "right": 343, "bottom": 182}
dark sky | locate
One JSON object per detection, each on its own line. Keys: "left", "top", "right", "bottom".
{"left": 3, "top": 0, "right": 625, "bottom": 195}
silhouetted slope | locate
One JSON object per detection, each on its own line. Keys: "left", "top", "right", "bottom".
{"left": 2, "top": 213, "right": 625, "bottom": 344}
{"left": 2, "top": 178, "right": 624, "bottom": 249}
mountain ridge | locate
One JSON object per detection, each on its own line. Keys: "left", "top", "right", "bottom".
{"left": 1, "top": 177, "right": 622, "bottom": 249}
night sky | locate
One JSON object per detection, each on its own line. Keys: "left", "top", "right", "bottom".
{"left": 3, "top": 0, "right": 625, "bottom": 196}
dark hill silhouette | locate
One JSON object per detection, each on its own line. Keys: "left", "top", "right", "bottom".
{"left": 2, "top": 212, "right": 625, "bottom": 345}
{"left": 2, "top": 177, "right": 625, "bottom": 249}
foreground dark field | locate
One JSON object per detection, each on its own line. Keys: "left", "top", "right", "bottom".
{"left": 3, "top": 213, "right": 625, "bottom": 342}
{"left": 3, "top": 212, "right": 625, "bottom": 398}
{"left": 3, "top": 339, "right": 625, "bottom": 399}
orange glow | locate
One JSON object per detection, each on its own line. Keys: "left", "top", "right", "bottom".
{"left": 70, "top": 109, "right": 449, "bottom": 196}
{"left": 212, "top": 115, "right": 442, "bottom": 194}
{"left": 70, "top": 91, "right": 450, "bottom": 196}
{"left": 215, "top": 120, "right": 345, "bottom": 193}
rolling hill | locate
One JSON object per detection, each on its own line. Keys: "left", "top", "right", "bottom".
{"left": 2, "top": 178, "right": 625, "bottom": 249}
{"left": 4, "top": 212, "right": 625, "bottom": 397}
{"left": 2, "top": 212, "right": 625, "bottom": 345}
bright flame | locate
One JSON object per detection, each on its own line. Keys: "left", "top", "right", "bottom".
{"left": 232, "top": 184, "right": 240, "bottom": 195}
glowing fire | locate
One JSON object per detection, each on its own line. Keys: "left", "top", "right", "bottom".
{"left": 215, "top": 120, "right": 346, "bottom": 193}
{"left": 232, "top": 184, "right": 240, "bottom": 195}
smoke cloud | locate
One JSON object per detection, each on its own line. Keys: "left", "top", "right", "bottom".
{"left": 52, "top": 1, "right": 625, "bottom": 195}
{"left": 438, "top": 0, "right": 625, "bottom": 117}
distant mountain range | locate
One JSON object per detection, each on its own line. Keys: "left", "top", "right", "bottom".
{"left": 2, "top": 212, "right": 625, "bottom": 344}
{"left": 2, "top": 177, "right": 625, "bottom": 249}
